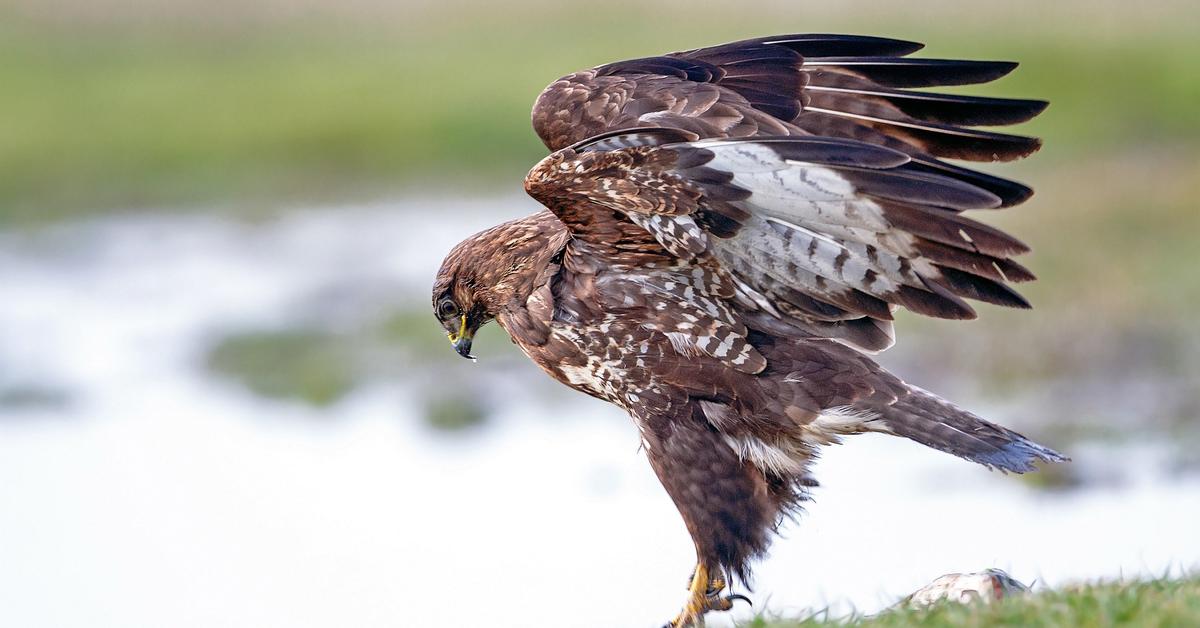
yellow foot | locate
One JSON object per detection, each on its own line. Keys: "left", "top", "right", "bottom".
{"left": 664, "top": 563, "right": 751, "bottom": 627}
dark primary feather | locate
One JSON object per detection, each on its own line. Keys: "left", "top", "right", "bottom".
{"left": 808, "top": 85, "right": 1047, "bottom": 127}
{"left": 751, "top": 33, "right": 926, "bottom": 58}
{"left": 803, "top": 57, "right": 1021, "bottom": 87}
{"left": 834, "top": 166, "right": 1004, "bottom": 209}
{"left": 903, "top": 159, "right": 1035, "bottom": 207}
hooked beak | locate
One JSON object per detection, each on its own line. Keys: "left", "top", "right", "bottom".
{"left": 447, "top": 314, "right": 476, "bottom": 360}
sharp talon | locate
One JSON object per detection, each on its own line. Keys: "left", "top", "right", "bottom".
{"left": 728, "top": 593, "right": 751, "bottom": 607}
{"left": 703, "top": 592, "right": 752, "bottom": 612}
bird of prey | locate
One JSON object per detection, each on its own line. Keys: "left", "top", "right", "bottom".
{"left": 432, "top": 33, "right": 1066, "bottom": 627}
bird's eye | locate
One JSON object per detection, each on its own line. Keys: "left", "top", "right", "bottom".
{"left": 438, "top": 299, "right": 460, "bottom": 320}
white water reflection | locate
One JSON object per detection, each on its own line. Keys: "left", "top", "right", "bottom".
{"left": 0, "top": 204, "right": 1197, "bottom": 628}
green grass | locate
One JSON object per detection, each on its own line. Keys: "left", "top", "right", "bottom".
{"left": 1, "top": 2, "right": 1197, "bottom": 223}
{"left": 205, "top": 328, "right": 358, "bottom": 407}
{"left": 751, "top": 576, "right": 1200, "bottom": 627}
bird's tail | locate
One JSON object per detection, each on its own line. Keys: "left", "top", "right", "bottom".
{"left": 872, "top": 385, "right": 1068, "bottom": 473}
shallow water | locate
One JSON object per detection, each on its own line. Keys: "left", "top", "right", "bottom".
{"left": 1, "top": 203, "right": 1197, "bottom": 627}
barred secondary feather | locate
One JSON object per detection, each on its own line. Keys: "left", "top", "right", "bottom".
{"left": 433, "top": 32, "right": 1067, "bottom": 628}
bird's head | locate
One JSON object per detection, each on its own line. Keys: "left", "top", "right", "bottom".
{"left": 431, "top": 212, "right": 565, "bottom": 360}
{"left": 431, "top": 239, "right": 492, "bottom": 361}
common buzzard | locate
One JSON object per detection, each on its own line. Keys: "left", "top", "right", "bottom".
{"left": 432, "top": 33, "right": 1066, "bottom": 627}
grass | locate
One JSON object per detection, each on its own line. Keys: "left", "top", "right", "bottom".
{"left": 205, "top": 328, "right": 358, "bottom": 407}
{"left": 1, "top": 2, "right": 1198, "bottom": 224}
{"left": 751, "top": 576, "right": 1200, "bottom": 627}
{"left": 423, "top": 396, "right": 489, "bottom": 433}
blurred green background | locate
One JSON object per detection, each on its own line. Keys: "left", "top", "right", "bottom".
{"left": 3, "top": 0, "right": 1198, "bottom": 461}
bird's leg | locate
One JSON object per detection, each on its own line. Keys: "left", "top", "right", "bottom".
{"left": 665, "top": 562, "right": 750, "bottom": 627}
{"left": 666, "top": 563, "right": 710, "bottom": 628}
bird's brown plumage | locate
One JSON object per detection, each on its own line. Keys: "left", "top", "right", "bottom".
{"left": 433, "top": 33, "right": 1066, "bottom": 626}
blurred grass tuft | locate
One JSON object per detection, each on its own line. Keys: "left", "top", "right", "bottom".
{"left": 753, "top": 575, "right": 1200, "bottom": 627}
{"left": 423, "top": 396, "right": 488, "bottom": 432}
{"left": 206, "top": 328, "right": 357, "bottom": 407}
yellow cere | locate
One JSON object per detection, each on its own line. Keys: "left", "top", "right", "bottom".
{"left": 448, "top": 314, "right": 467, "bottom": 344}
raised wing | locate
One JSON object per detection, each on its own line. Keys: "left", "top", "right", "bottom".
{"left": 526, "top": 130, "right": 1036, "bottom": 352}
{"left": 531, "top": 33, "right": 1046, "bottom": 206}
